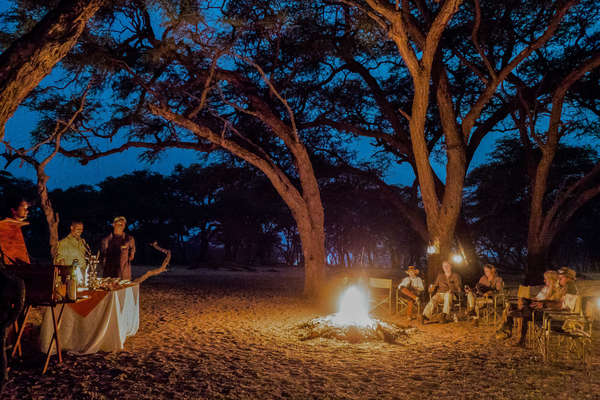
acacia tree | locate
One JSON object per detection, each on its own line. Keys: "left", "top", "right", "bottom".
{"left": 465, "top": 139, "right": 600, "bottom": 272}
{"left": 25, "top": 2, "right": 328, "bottom": 296}
{"left": 0, "top": 0, "right": 104, "bottom": 140}
{"left": 333, "top": 0, "right": 590, "bottom": 281}
{"left": 1, "top": 87, "right": 91, "bottom": 260}
{"left": 509, "top": 53, "right": 600, "bottom": 280}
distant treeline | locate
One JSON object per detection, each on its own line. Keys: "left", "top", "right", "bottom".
{"left": 2, "top": 140, "right": 600, "bottom": 272}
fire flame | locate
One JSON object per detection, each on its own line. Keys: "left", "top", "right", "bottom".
{"left": 328, "top": 285, "right": 375, "bottom": 328}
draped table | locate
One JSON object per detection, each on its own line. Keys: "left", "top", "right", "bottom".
{"left": 40, "top": 284, "right": 139, "bottom": 360}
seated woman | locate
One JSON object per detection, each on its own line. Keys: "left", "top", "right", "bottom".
{"left": 397, "top": 265, "right": 424, "bottom": 320}
{"left": 496, "top": 270, "right": 560, "bottom": 346}
{"left": 466, "top": 264, "right": 503, "bottom": 323}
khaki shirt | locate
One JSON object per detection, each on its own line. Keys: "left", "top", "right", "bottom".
{"left": 434, "top": 272, "right": 462, "bottom": 294}
{"left": 55, "top": 233, "right": 89, "bottom": 266}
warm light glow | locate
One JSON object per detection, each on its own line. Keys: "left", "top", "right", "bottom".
{"left": 451, "top": 254, "right": 463, "bottom": 264}
{"left": 74, "top": 267, "right": 87, "bottom": 287}
{"left": 328, "top": 285, "right": 375, "bottom": 328}
{"left": 427, "top": 245, "right": 437, "bottom": 255}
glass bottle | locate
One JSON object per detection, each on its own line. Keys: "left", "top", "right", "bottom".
{"left": 67, "top": 260, "right": 79, "bottom": 300}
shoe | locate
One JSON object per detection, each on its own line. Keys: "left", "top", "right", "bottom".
{"left": 472, "top": 318, "right": 479, "bottom": 327}
{"left": 440, "top": 314, "right": 451, "bottom": 324}
{"left": 512, "top": 340, "right": 526, "bottom": 348}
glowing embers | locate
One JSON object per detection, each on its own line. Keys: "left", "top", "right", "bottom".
{"left": 297, "top": 285, "right": 416, "bottom": 343}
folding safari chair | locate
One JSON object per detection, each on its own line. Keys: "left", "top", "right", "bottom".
{"left": 368, "top": 278, "right": 393, "bottom": 314}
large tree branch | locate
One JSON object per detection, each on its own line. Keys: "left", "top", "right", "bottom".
{"left": 0, "top": 0, "right": 104, "bottom": 140}
{"left": 461, "top": 1, "right": 577, "bottom": 140}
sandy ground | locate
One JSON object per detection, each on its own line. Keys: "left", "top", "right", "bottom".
{"left": 3, "top": 266, "right": 599, "bottom": 400}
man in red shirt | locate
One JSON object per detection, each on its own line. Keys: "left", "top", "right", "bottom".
{"left": 0, "top": 198, "right": 31, "bottom": 265}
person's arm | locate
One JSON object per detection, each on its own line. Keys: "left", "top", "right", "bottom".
{"left": 398, "top": 277, "right": 409, "bottom": 289}
{"left": 495, "top": 277, "right": 504, "bottom": 292}
{"left": 454, "top": 274, "right": 463, "bottom": 293}
{"left": 128, "top": 236, "right": 136, "bottom": 262}
{"left": 415, "top": 277, "right": 425, "bottom": 292}
{"left": 100, "top": 236, "right": 109, "bottom": 264}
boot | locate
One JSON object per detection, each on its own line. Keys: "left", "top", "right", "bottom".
{"left": 495, "top": 322, "right": 512, "bottom": 340}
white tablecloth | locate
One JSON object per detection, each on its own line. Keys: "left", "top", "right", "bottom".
{"left": 40, "top": 284, "right": 139, "bottom": 354}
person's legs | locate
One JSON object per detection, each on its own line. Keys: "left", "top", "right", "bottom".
{"left": 423, "top": 293, "right": 442, "bottom": 320}
{"left": 442, "top": 292, "right": 452, "bottom": 315}
{"left": 467, "top": 292, "right": 475, "bottom": 311}
{"left": 400, "top": 288, "right": 417, "bottom": 319}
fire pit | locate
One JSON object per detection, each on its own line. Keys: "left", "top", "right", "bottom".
{"left": 297, "top": 285, "right": 416, "bottom": 343}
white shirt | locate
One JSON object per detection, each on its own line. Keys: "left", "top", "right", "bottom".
{"left": 398, "top": 276, "right": 424, "bottom": 292}
{"left": 534, "top": 286, "right": 551, "bottom": 300}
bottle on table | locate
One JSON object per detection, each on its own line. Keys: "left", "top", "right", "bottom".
{"left": 67, "top": 259, "right": 79, "bottom": 301}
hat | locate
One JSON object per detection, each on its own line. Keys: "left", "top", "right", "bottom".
{"left": 113, "top": 216, "right": 127, "bottom": 224}
{"left": 557, "top": 267, "right": 576, "bottom": 280}
{"left": 406, "top": 265, "right": 419, "bottom": 274}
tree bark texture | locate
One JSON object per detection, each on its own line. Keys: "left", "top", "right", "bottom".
{"left": 0, "top": 0, "right": 104, "bottom": 140}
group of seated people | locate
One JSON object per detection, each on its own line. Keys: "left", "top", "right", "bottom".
{"left": 396, "top": 260, "right": 578, "bottom": 340}
{"left": 397, "top": 260, "right": 503, "bottom": 324}
{"left": 495, "top": 266, "right": 578, "bottom": 346}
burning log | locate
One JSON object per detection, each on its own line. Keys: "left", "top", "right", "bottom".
{"left": 297, "top": 284, "right": 417, "bottom": 343}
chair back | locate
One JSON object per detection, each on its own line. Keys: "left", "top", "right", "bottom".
{"left": 517, "top": 285, "right": 531, "bottom": 299}
{"left": 369, "top": 277, "right": 392, "bottom": 289}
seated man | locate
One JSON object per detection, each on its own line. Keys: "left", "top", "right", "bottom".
{"left": 496, "top": 270, "right": 560, "bottom": 346}
{"left": 556, "top": 266, "right": 578, "bottom": 311}
{"left": 397, "top": 265, "right": 424, "bottom": 320}
{"left": 466, "top": 264, "right": 504, "bottom": 323}
{"left": 422, "top": 261, "right": 462, "bottom": 323}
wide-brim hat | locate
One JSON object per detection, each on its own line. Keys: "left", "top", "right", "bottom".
{"left": 406, "top": 265, "right": 419, "bottom": 274}
{"left": 113, "top": 216, "right": 127, "bottom": 224}
{"left": 557, "top": 266, "right": 576, "bottom": 280}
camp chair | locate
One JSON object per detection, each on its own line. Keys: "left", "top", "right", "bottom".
{"left": 368, "top": 278, "right": 393, "bottom": 314}
{"left": 540, "top": 295, "right": 592, "bottom": 367}
{"left": 396, "top": 287, "right": 422, "bottom": 317}
{"left": 476, "top": 290, "right": 506, "bottom": 326}
{"left": 429, "top": 291, "right": 464, "bottom": 321}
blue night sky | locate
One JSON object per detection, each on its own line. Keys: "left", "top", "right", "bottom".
{"left": 0, "top": 0, "right": 500, "bottom": 191}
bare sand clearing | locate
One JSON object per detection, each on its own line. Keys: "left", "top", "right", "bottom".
{"left": 4, "top": 266, "right": 599, "bottom": 400}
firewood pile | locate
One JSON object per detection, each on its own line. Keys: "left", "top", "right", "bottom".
{"left": 296, "top": 318, "right": 417, "bottom": 344}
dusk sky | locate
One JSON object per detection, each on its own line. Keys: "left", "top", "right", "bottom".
{"left": 0, "top": 0, "right": 499, "bottom": 191}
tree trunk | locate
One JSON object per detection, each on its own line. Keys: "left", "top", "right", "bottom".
{"left": 526, "top": 243, "right": 549, "bottom": 285}
{"left": 0, "top": 0, "right": 104, "bottom": 140}
{"left": 36, "top": 170, "right": 59, "bottom": 261}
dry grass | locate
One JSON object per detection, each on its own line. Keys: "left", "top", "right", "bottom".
{"left": 3, "top": 266, "right": 599, "bottom": 399}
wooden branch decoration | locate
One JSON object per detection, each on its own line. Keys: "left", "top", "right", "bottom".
{"left": 133, "top": 241, "right": 171, "bottom": 284}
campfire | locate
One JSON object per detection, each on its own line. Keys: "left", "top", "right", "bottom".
{"left": 297, "top": 285, "right": 415, "bottom": 343}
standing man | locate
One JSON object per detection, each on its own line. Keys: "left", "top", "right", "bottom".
{"left": 422, "top": 261, "right": 463, "bottom": 323}
{"left": 0, "top": 197, "right": 31, "bottom": 265}
{"left": 100, "top": 216, "right": 135, "bottom": 280}
{"left": 55, "top": 221, "right": 90, "bottom": 284}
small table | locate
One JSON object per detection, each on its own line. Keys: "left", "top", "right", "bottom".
{"left": 39, "top": 284, "right": 139, "bottom": 372}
